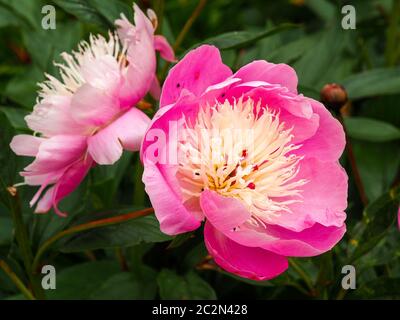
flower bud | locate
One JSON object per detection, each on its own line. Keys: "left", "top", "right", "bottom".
{"left": 320, "top": 83, "right": 348, "bottom": 113}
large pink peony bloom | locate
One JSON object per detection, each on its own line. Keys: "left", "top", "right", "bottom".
{"left": 141, "top": 45, "right": 348, "bottom": 280}
{"left": 10, "top": 4, "right": 174, "bottom": 216}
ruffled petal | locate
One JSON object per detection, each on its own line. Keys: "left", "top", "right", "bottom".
{"left": 160, "top": 45, "right": 232, "bottom": 107}
{"left": 143, "top": 164, "right": 201, "bottom": 235}
{"left": 234, "top": 60, "right": 298, "bottom": 93}
{"left": 71, "top": 83, "right": 119, "bottom": 126}
{"left": 35, "top": 157, "right": 93, "bottom": 216}
{"left": 200, "top": 189, "right": 251, "bottom": 233}
{"left": 24, "top": 135, "right": 87, "bottom": 174}
{"left": 154, "top": 35, "right": 176, "bottom": 62}
{"left": 204, "top": 222, "right": 288, "bottom": 280}
{"left": 297, "top": 98, "right": 346, "bottom": 162}
{"left": 267, "top": 158, "right": 348, "bottom": 232}
{"left": 88, "top": 107, "right": 151, "bottom": 165}
{"left": 10, "top": 135, "right": 44, "bottom": 157}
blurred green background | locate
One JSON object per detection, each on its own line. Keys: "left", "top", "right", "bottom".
{"left": 0, "top": 0, "right": 400, "bottom": 300}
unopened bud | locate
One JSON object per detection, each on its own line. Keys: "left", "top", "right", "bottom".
{"left": 320, "top": 83, "right": 348, "bottom": 113}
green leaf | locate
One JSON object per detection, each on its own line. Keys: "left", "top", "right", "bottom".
{"left": 198, "top": 23, "right": 298, "bottom": 51}
{"left": 349, "top": 186, "right": 400, "bottom": 263}
{"left": 4, "top": 66, "right": 43, "bottom": 109}
{"left": 352, "top": 141, "right": 400, "bottom": 201}
{"left": 90, "top": 267, "right": 158, "bottom": 300}
{"left": 22, "top": 22, "right": 83, "bottom": 72}
{"left": 87, "top": 0, "right": 132, "bottom": 25}
{"left": 0, "top": 0, "right": 44, "bottom": 29}
{"left": 343, "top": 68, "right": 400, "bottom": 99}
{"left": 349, "top": 277, "right": 400, "bottom": 299}
{"left": 158, "top": 269, "right": 217, "bottom": 300}
{"left": 0, "top": 6, "right": 19, "bottom": 28}
{"left": 60, "top": 215, "right": 171, "bottom": 252}
{"left": 267, "top": 33, "right": 319, "bottom": 64}
{"left": 45, "top": 261, "right": 120, "bottom": 299}
{"left": 305, "top": 0, "right": 337, "bottom": 22}
{"left": 294, "top": 27, "right": 346, "bottom": 87}
{"left": 0, "top": 216, "right": 13, "bottom": 245}
{"left": 0, "top": 107, "right": 28, "bottom": 130}
{"left": 53, "top": 0, "right": 109, "bottom": 27}
{"left": 167, "top": 232, "right": 195, "bottom": 249}
{"left": 344, "top": 117, "right": 400, "bottom": 142}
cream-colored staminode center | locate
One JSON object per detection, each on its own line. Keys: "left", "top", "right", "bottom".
{"left": 39, "top": 32, "right": 127, "bottom": 97}
{"left": 177, "top": 98, "right": 307, "bottom": 225}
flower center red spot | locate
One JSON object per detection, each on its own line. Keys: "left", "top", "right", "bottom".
{"left": 247, "top": 182, "right": 256, "bottom": 190}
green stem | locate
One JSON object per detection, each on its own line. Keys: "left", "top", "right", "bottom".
{"left": 289, "top": 259, "right": 314, "bottom": 295}
{"left": 0, "top": 260, "right": 35, "bottom": 300}
{"left": 336, "top": 287, "right": 347, "bottom": 300}
{"left": 385, "top": 0, "right": 400, "bottom": 66}
{"left": 338, "top": 114, "right": 369, "bottom": 206}
{"left": 2, "top": 182, "right": 45, "bottom": 299}
{"left": 153, "top": 0, "right": 165, "bottom": 33}
{"left": 159, "top": 0, "right": 207, "bottom": 79}
{"left": 32, "top": 207, "right": 154, "bottom": 273}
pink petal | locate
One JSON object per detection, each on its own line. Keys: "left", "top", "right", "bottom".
{"left": 200, "top": 189, "right": 251, "bottom": 233}
{"left": 35, "top": 157, "right": 93, "bottom": 215}
{"left": 10, "top": 135, "right": 44, "bottom": 157}
{"left": 160, "top": 45, "right": 232, "bottom": 107}
{"left": 143, "top": 163, "right": 201, "bottom": 235}
{"left": 24, "top": 135, "right": 87, "bottom": 174}
{"left": 225, "top": 85, "right": 313, "bottom": 119}
{"left": 25, "top": 95, "right": 85, "bottom": 136}
{"left": 204, "top": 222, "right": 288, "bottom": 281}
{"left": 297, "top": 98, "right": 346, "bottom": 162}
{"left": 154, "top": 35, "right": 176, "bottom": 62}
{"left": 198, "top": 193, "right": 346, "bottom": 257}
{"left": 267, "top": 158, "right": 348, "bottom": 232}
{"left": 71, "top": 84, "right": 119, "bottom": 127}
{"left": 80, "top": 54, "right": 121, "bottom": 91}
{"left": 116, "top": 5, "right": 157, "bottom": 108}
{"left": 234, "top": 60, "right": 298, "bottom": 93}
{"left": 87, "top": 108, "right": 150, "bottom": 165}
{"left": 119, "top": 33, "right": 156, "bottom": 108}
{"left": 34, "top": 185, "right": 55, "bottom": 213}
{"left": 227, "top": 221, "right": 346, "bottom": 257}
{"left": 149, "top": 75, "right": 161, "bottom": 100}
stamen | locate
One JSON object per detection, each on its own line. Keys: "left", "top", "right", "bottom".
{"left": 176, "top": 97, "right": 308, "bottom": 226}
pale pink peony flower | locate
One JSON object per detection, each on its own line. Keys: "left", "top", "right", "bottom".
{"left": 10, "top": 4, "right": 174, "bottom": 216}
{"left": 141, "top": 45, "right": 348, "bottom": 280}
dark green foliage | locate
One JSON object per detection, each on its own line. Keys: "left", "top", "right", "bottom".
{"left": 0, "top": 0, "right": 399, "bottom": 300}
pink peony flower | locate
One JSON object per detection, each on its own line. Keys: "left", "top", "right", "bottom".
{"left": 10, "top": 4, "right": 174, "bottom": 216}
{"left": 141, "top": 45, "right": 348, "bottom": 280}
